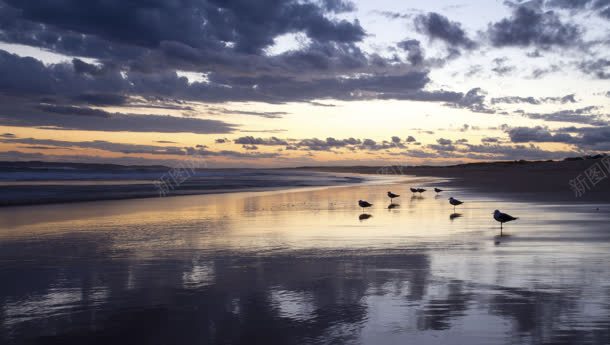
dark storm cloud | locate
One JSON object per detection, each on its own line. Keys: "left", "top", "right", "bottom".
{"left": 491, "top": 94, "right": 577, "bottom": 104}
{"left": 241, "top": 144, "right": 259, "bottom": 150}
{"left": 425, "top": 138, "right": 458, "bottom": 152}
{"left": 446, "top": 88, "right": 495, "bottom": 114}
{"left": 578, "top": 58, "right": 610, "bottom": 79}
{"left": 491, "top": 58, "right": 516, "bottom": 76}
{"left": 0, "top": 49, "right": 459, "bottom": 135}
{"left": 414, "top": 12, "right": 477, "bottom": 49}
{"left": 231, "top": 136, "right": 414, "bottom": 152}
{"left": 2, "top": 135, "right": 282, "bottom": 158}
{"left": 72, "top": 93, "right": 129, "bottom": 106}
{"left": 0, "top": 102, "right": 235, "bottom": 134}
{"left": 397, "top": 39, "right": 424, "bottom": 65}
{"left": 0, "top": 136, "right": 189, "bottom": 155}
{"left": 481, "top": 137, "right": 501, "bottom": 143}
{"left": 436, "top": 138, "right": 453, "bottom": 145}
{"left": 319, "top": 0, "right": 356, "bottom": 13}
{"left": 507, "top": 125, "right": 610, "bottom": 151}
{"left": 207, "top": 107, "right": 289, "bottom": 119}
{"left": 546, "top": 0, "right": 610, "bottom": 19}
{"left": 0, "top": 0, "right": 397, "bottom": 103}
{"left": 507, "top": 126, "right": 576, "bottom": 143}
{"left": 517, "top": 106, "right": 607, "bottom": 125}
{"left": 1, "top": 0, "right": 364, "bottom": 56}
{"left": 0, "top": 48, "right": 437, "bottom": 105}
{"left": 0, "top": 0, "right": 513, "bottom": 136}
{"left": 547, "top": 0, "right": 600, "bottom": 9}
{"left": 37, "top": 104, "right": 110, "bottom": 117}
{"left": 300, "top": 137, "right": 364, "bottom": 151}
{"left": 487, "top": 2, "right": 582, "bottom": 48}
{"left": 373, "top": 10, "right": 411, "bottom": 20}
{"left": 234, "top": 136, "right": 289, "bottom": 146}
{"left": 558, "top": 126, "right": 610, "bottom": 149}
{"left": 0, "top": 50, "right": 127, "bottom": 97}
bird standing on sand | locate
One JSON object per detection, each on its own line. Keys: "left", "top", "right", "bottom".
{"left": 434, "top": 188, "right": 443, "bottom": 193}
{"left": 416, "top": 188, "right": 426, "bottom": 194}
{"left": 410, "top": 187, "right": 418, "bottom": 193}
{"left": 493, "top": 210, "right": 518, "bottom": 235}
{"left": 358, "top": 200, "right": 373, "bottom": 211}
{"left": 448, "top": 197, "right": 463, "bottom": 212}
{"left": 387, "top": 191, "right": 400, "bottom": 202}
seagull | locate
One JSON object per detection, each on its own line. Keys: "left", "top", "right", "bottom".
{"left": 387, "top": 191, "right": 400, "bottom": 202}
{"left": 448, "top": 197, "right": 463, "bottom": 212}
{"left": 410, "top": 187, "right": 418, "bottom": 193}
{"left": 416, "top": 188, "right": 426, "bottom": 194}
{"left": 434, "top": 188, "right": 443, "bottom": 193}
{"left": 358, "top": 200, "right": 373, "bottom": 211}
{"left": 493, "top": 210, "right": 518, "bottom": 235}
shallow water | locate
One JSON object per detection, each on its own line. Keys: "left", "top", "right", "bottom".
{"left": 0, "top": 179, "right": 609, "bottom": 344}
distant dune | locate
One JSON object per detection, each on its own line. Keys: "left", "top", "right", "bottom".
{"left": 301, "top": 156, "right": 610, "bottom": 203}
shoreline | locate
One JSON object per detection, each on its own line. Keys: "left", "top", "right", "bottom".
{"left": 301, "top": 158, "right": 610, "bottom": 204}
{"left": 0, "top": 171, "right": 413, "bottom": 208}
{"left": 3, "top": 158, "right": 609, "bottom": 207}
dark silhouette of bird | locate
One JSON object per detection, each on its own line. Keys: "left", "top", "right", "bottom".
{"left": 434, "top": 188, "right": 443, "bottom": 193}
{"left": 387, "top": 191, "right": 400, "bottom": 202}
{"left": 448, "top": 197, "right": 463, "bottom": 212}
{"left": 416, "top": 188, "right": 426, "bottom": 194}
{"left": 358, "top": 200, "right": 373, "bottom": 211}
{"left": 493, "top": 210, "right": 518, "bottom": 235}
{"left": 410, "top": 187, "right": 418, "bottom": 193}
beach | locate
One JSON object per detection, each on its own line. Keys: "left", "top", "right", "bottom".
{"left": 0, "top": 163, "right": 368, "bottom": 206}
{"left": 304, "top": 157, "right": 610, "bottom": 203}
{"left": 1, "top": 176, "right": 609, "bottom": 344}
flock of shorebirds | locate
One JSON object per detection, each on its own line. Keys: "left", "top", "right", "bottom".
{"left": 358, "top": 187, "right": 518, "bottom": 236}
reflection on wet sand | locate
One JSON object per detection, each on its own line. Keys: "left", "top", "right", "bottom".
{"left": 387, "top": 203, "right": 400, "bottom": 209}
{"left": 449, "top": 212, "right": 462, "bottom": 220}
{"left": 358, "top": 213, "right": 373, "bottom": 221}
{"left": 0, "top": 181, "right": 609, "bottom": 344}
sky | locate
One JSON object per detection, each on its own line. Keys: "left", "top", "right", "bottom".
{"left": 0, "top": 0, "right": 609, "bottom": 167}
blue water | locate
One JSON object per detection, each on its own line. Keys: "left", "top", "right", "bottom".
{"left": 0, "top": 168, "right": 367, "bottom": 206}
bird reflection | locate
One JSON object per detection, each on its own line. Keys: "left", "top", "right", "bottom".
{"left": 387, "top": 203, "right": 400, "bottom": 209}
{"left": 359, "top": 213, "right": 373, "bottom": 221}
{"left": 449, "top": 213, "right": 462, "bottom": 220}
{"left": 411, "top": 195, "right": 424, "bottom": 201}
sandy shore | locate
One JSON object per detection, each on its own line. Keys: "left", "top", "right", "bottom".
{"left": 303, "top": 157, "right": 610, "bottom": 203}
{"left": 1, "top": 178, "right": 609, "bottom": 344}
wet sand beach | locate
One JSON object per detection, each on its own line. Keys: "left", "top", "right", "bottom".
{"left": 1, "top": 177, "right": 609, "bottom": 344}
{"left": 304, "top": 157, "right": 610, "bottom": 203}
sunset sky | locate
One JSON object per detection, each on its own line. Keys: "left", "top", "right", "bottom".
{"left": 0, "top": 0, "right": 609, "bottom": 167}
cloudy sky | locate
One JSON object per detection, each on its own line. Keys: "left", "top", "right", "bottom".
{"left": 0, "top": 0, "right": 609, "bottom": 167}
